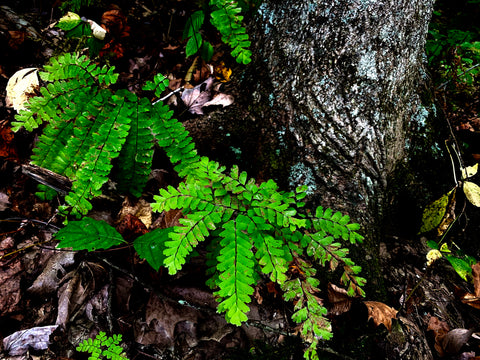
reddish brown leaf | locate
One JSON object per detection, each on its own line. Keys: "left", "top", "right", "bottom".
{"left": 99, "top": 8, "right": 130, "bottom": 59}
{"left": 427, "top": 316, "right": 450, "bottom": 357}
{"left": 327, "top": 283, "right": 353, "bottom": 315}
{"left": 456, "top": 263, "right": 480, "bottom": 309}
{"left": 116, "top": 213, "right": 148, "bottom": 241}
{"left": 472, "top": 263, "right": 480, "bottom": 297}
{"left": 363, "top": 301, "right": 397, "bottom": 331}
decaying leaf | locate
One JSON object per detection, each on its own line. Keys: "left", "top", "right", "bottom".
{"left": 428, "top": 316, "right": 450, "bottom": 356}
{"left": 363, "top": 301, "right": 397, "bottom": 331}
{"left": 463, "top": 181, "right": 480, "bottom": 207}
{"left": 440, "top": 328, "right": 474, "bottom": 355}
{"left": 181, "top": 77, "right": 234, "bottom": 115}
{"left": 461, "top": 163, "right": 478, "bottom": 180}
{"left": 428, "top": 314, "right": 476, "bottom": 356}
{"left": 472, "top": 263, "right": 480, "bottom": 297}
{"left": 27, "top": 251, "right": 75, "bottom": 296}
{"left": 458, "top": 263, "right": 480, "bottom": 309}
{"left": 117, "top": 198, "right": 152, "bottom": 229}
{"left": 5, "top": 67, "right": 39, "bottom": 111}
{"left": 0, "top": 237, "right": 23, "bottom": 315}
{"left": 327, "top": 283, "right": 353, "bottom": 315}
{"left": 0, "top": 192, "right": 10, "bottom": 211}
{"left": 3, "top": 325, "right": 58, "bottom": 356}
{"left": 419, "top": 189, "right": 456, "bottom": 234}
{"left": 214, "top": 61, "right": 232, "bottom": 82}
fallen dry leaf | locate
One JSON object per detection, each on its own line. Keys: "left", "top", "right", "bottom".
{"left": 456, "top": 263, "right": 480, "bottom": 309}
{"left": 3, "top": 325, "right": 58, "bottom": 356}
{"left": 327, "top": 283, "right": 353, "bottom": 315}
{"left": 440, "top": 328, "right": 474, "bottom": 355}
{"left": 5, "top": 67, "right": 39, "bottom": 111}
{"left": 472, "top": 263, "right": 480, "bottom": 297}
{"left": 0, "top": 192, "right": 10, "bottom": 211}
{"left": 27, "top": 251, "right": 75, "bottom": 296}
{"left": 117, "top": 198, "right": 152, "bottom": 229}
{"left": 363, "top": 301, "right": 397, "bottom": 331}
{"left": 427, "top": 316, "right": 450, "bottom": 356}
{"left": 180, "top": 77, "right": 234, "bottom": 115}
{"left": 99, "top": 9, "right": 130, "bottom": 59}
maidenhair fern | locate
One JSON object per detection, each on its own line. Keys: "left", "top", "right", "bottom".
{"left": 183, "top": 0, "right": 252, "bottom": 64}
{"left": 76, "top": 332, "right": 128, "bottom": 360}
{"left": 209, "top": 0, "right": 252, "bottom": 64}
{"left": 14, "top": 52, "right": 365, "bottom": 360}
{"left": 12, "top": 53, "right": 183, "bottom": 216}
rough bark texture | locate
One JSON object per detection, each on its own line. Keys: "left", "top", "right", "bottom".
{"left": 250, "top": 0, "right": 434, "bottom": 231}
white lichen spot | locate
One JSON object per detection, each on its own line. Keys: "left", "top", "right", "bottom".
{"left": 357, "top": 51, "right": 378, "bottom": 80}
{"left": 288, "top": 162, "right": 317, "bottom": 195}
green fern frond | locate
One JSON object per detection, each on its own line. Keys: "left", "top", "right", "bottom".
{"left": 209, "top": 0, "right": 252, "bottom": 64}
{"left": 62, "top": 91, "right": 133, "bottom": 216}
{"left": 215, "top": 215, "right": 256, "bottom": 325}
{"left": 77, "top": 332, "right": 128, "bottom": 360}
{"left": 116, "top": 97, "right": 155, "bottom": 196}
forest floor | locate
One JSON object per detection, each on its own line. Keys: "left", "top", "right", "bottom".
{"left": 1, "top": 1, "right": 480, "bottom": 360}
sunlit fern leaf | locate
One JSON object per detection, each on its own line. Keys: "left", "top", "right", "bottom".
{"left": 215, "top": 215, "right": 255, "bottom": 325}
{"left": 209, "top": 0, "right": 252, "bottom": 64}
{"left": 116, "top": 97, "right": 155, "bottom": 197}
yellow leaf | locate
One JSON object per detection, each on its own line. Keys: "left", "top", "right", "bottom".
{"left": 419, "top": 192, "right": 451, "bottom": 234}
{"left": 427, "top": 249, "right": 442, "bottom": 266}
{"left": 214, "top": 61, "right": 232, "bottom": 83}
{"left": 461, "top": 163, "right": 478, "bottom": 180}
{"left": 463, "top": 181, "right": 480, "bottom": 207}
{"left": 5, "top": 68, "right": 39, "bottom": 111}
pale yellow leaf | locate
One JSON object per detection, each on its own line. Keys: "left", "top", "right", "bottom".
{"left": 463, "top": 181, "right": 480, "bottom": 207}
{"left": 87, "top": 19, "right": 106, "bottom": 40}
{"left": 5, "top": 68, "right": 39, "bottom": 111}
{"left": 461, "top": 163, "right": 478, "bottom": 180}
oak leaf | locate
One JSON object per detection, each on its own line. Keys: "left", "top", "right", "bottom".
{"left": 363, "top": 301, "right": 397, "bottom": 331}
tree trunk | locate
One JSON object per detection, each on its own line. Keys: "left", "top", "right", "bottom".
{"left": 250, "top": 0, "right": 433, "bottom": 236}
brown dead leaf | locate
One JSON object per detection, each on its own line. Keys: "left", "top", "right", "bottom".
{"left": 0, "top": 192, "right": 10, "bottom": 211}
{"left": 27, "top": 251, "right": 75, "bottom": 296}
{"left": 327, "top": 283, "right": 353, "bottom": 315}
{"left": 363, "top": 301, "right": 397, "bottom": 331}
{"left": 116, "top": 213, "right": 148, "bottom": 241}
{"left": 56, "top": 262, "right": 106, "bottom": 326}
{"left": 456, "top": 263, "right": 480, "bottom": 309}
{"left": 117, "top": 198, "right": 152, "bottom": 229}
{"left": 180, "top": 77, "right": 234, "bottom": 115}
{"left": 440, "top": 328, "right": 474, "bottom": 355}
{"left": 214, "top": 61, "right": 232, "bottom": 83}
{"left": 427, "top": 316, "right": 450, "bottom": 356}
{"left": 99, "top": 9, "right": 130, "bottom": 59}
{"left": 472, "top": 263, "right": 480, "bottom": 297}
{"left": 0, "top": 237, "right": 23, "bottom": 315}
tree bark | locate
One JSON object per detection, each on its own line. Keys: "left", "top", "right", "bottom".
{"left": 249, "top": 0, "right": 433, "bottom": 232}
